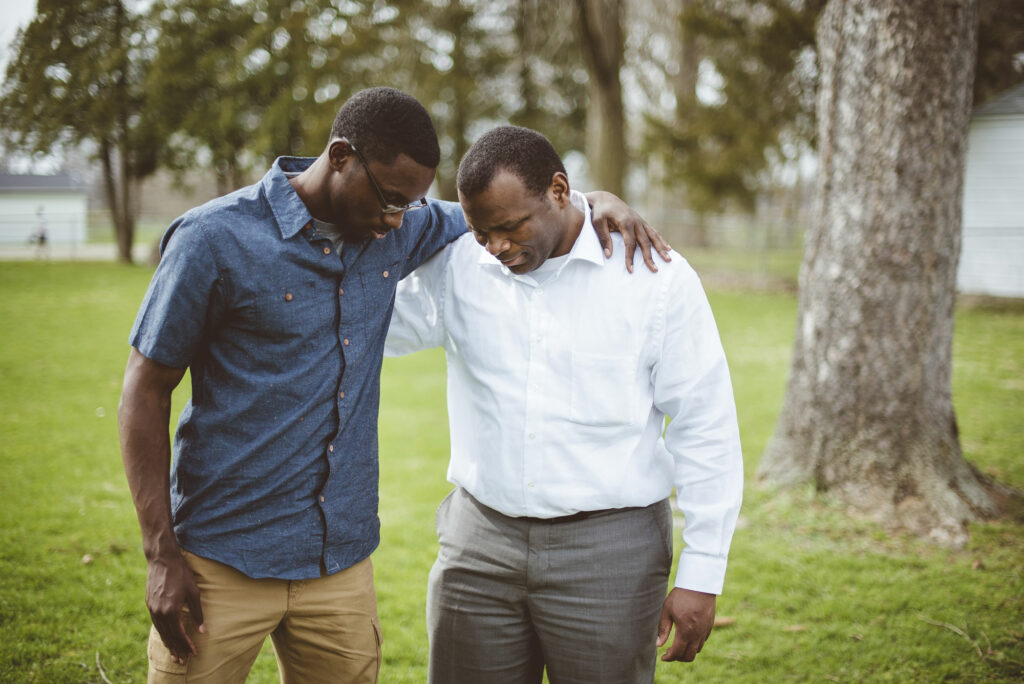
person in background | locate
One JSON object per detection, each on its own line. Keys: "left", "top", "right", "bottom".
{"left": 32, "top": 206, "right": 48, "bottom": 259}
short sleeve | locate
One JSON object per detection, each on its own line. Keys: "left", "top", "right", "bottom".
{"left": 128, "top": 216, "right": 223, "bottom": 368}
{"left": 396, "top": 199, "right": 467, "bottom": 278}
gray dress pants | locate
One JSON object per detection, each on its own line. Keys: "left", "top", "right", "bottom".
{"left": 427, "top": 488, "right": 674, "bottom": 684}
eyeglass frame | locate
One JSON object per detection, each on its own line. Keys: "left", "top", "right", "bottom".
{"left": 341, "top": 137, "right": 428, "bottom": 215}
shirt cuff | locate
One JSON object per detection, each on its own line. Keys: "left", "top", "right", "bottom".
{"left": 674, "top": 551, "right": 728, "bottom": 595}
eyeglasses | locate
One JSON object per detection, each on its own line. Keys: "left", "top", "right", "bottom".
{"left": 343, "top": 137, "right": 428, "bottom": 215}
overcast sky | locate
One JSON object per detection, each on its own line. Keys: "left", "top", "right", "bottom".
{"left": 1, "top": 0, "right": 38, "bottom": 72}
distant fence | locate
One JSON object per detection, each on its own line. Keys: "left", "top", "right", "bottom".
{"left": 0, "top": 205, "right": 88, "bottom": 246}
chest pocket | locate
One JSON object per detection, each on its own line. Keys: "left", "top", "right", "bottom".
{"left": 358, "top": 260, "right": 401, "bottom": 318}
{"left": 257, "top": 281, "right": 337, "bottom": 346}
{"left": 570, "top": 351, "right": 638, "bottom": 427}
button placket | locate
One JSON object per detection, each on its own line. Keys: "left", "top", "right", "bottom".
{"left": 522, "top": 283, "right": 547, "bottom": 506}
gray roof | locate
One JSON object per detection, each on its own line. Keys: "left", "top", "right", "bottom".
{"left": 973, "top": 83, "right": 1024, "bottom": 118}
{"left": 0, "top": 173, "right": 86, "bottom": 192}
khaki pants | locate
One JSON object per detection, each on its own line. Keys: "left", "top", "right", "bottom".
{"left": 148, "top": 550, "right": 381, "bottom": 683}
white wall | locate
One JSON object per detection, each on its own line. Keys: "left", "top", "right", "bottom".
{"left": 958, "top": 115, "right": 1024, "bottom": 298}
{"left": 0, "top": 192, "right": 88, "bottom": 245}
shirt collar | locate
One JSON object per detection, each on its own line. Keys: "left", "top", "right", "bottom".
{"left": 262, "top": 156, "right": 316, "bottom": 240}
{"left": 565, "top": 194, "right": 607, "bottom": 267}
{"left": 475, "top": 189, "right": 605, "bottom": 274}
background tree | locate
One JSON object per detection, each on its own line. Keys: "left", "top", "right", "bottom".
{"left": 0, "top": 0, "right": 159, "bottom": 263}
{"left": 507, "top": 1, "right": 587, "bottom": 158}
{"left": 575, "top": 0, "right": 626, "bottom": 197}
{"left": 643, "top": 0, "right": 823, "bottom": 230}
{"left": 147, "top": 0, "right": 258, "bottom": 194}
{"left": 642, "top": 0, "right": 1021, "bottom": 248}
{"left": 401, "top": 0, "right": 507, "bottom": 200}
{"left": 758, "top": 0, "right": 1021, "bottom": 544}
{"left": 974, "top": 0, "right": 1024, "bottom": 104}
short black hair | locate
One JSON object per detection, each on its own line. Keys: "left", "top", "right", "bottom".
{"left": 330, "top": 87, "right": 440, "bottom": 168}
{"left": 457, "top": 125, "right": 566, "bottom": 198}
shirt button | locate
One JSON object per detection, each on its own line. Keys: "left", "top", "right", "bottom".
{"left": 328, "top": 444, "right": 335, "bottom": 453}
{"left": 339, "top": 391, "right": 345, "bottom": 399}
{"left": 382, "top": 270, "right": 389, "bottom": 278}
{"left": 527, "top": 482, "right": 535, "bottom": 488}
{"left": 528, "top": 433, "right": 535, "bottom": 440}
{"left": 338, "top": 288, "right": 344, "bottom": 295}
{"left": 319, "top": 495, "right": 325, "bottom": 502}
{"left": 343, "top": 338, "right": 350, "bottom": 346}
{"left": 323, "top": 246, "right": 331, "bottom": 255}
{"left": 284, "top": 292, "right": 293, "bottom": 302}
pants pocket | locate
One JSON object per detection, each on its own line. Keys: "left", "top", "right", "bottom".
{"left": 371, "top": 616, "right": 383, "bottom": 683}
{"left": 147, "top": 625, "right": 188, "bottom": 678}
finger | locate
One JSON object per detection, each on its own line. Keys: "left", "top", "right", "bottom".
{"left": 187, "top": 588, "right": 206, "bottom": 633}
{"left": 621, "top": 223, "right": 636, "bottom": 274}
{"left": 179, "top": 615, "right": 198, "bottom": 656}
{"left": 648, "top": 225, "right": 673, "bottom": 262}
{"left": 592, "top": 215, "right": 613, "bottom": 258}
{"left": 153, "top": 613, "right": 191, "bottom": 662}
{"left": 682, "top": 637, "right": 703, "bottom": 662}
{"left": 656, "top": 608, "right": 672, "bottom": 647}
{"left": 635, "top": 223, "right": 658, "bottom": 273}
{"left": 661, "top": 633, "right": 690, "bottom": 662}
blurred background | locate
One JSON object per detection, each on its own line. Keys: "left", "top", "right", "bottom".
{"left": 0, "top": 0, "right": 1017, "bottom": 282}
{"left": 2, "top": 3, "right": 1024, "bottom": 682}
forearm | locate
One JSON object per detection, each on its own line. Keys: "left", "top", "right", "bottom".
{"left": 118, "top": 352, "right": 183, "bottom": 561}
{"left": 657, "top": 269, "right": 743, "bottom": 593}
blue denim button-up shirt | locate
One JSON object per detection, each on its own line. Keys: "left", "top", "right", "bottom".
{"left": 129, "top": 157, "right": 466, "bottom": 579}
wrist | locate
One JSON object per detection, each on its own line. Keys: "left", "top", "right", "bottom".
{"left": 142, "top": 530, "right": 181, "bottom": 563}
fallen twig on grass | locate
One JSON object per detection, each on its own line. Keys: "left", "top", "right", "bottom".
{"left": 95, "top": 651, "right": 114, "bottom": 684}
{"left": 916, "top": 614, "right": 984, "bottom": 658}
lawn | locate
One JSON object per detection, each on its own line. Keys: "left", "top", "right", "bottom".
{"left": 0, "top": 261, "right": 1021, "bottom": 682}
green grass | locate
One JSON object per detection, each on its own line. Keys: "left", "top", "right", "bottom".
{"left": 1, "top": 261, "right": 1021, "bottom": 682}
{"left": 682, "top": 247, "right": 803, "bottom": 289}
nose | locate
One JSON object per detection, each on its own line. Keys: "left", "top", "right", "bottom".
{"left": 485, "top": 234, "right": 509, "bottom": 256}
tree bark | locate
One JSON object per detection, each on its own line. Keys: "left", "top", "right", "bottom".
{"left": 675, "top": 0, "right": 707, "bottom": 248}
{"left": 436, "top": 0, "right": 471, "bottom": 201}
{"left": 99, "top": 139, "right": 134, "bottom": 264}
{"left": 674, "top": 0, "right": 699, "bottom": 126}
{"left": 116, "top": 142, "right": 135, "bottom": 264}
{"left": 759, "top": 0, "right": 1016, "bottom": 545}
{"left": 575, "top": 0, "right": 626, "bottom": 197}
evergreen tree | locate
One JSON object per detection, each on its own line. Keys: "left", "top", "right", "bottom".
{"left": 0, "top": 0, "right": 160, "bottom": 262}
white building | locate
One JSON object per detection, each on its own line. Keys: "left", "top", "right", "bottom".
{"left": 0, "top": 173, "right": 88, "bottom": 246}
{"left": 958, "top": 84, "right": 1024, "bottom": 298}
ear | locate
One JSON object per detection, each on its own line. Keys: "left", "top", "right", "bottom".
{"left": 327, "top": 138, "right": 353, "bottom": 172}
{"left": 549, "top": 172, "right": 571, "bottom": 207}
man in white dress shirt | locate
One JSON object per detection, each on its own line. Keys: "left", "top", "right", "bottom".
{"left": 385, "top": 125, "right": 743, "bottom": 684}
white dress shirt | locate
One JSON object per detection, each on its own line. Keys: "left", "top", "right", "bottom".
{"left": 385, "top": 191, "right": 743, "bottom": 594}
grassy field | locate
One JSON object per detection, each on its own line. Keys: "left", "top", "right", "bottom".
{"left": 0, "top": 260, "right": 1021, "bottom": 683}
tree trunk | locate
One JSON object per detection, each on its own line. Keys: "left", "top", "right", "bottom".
{"left": 575, "top": 0, "right": 625, "bottom": 197}
{"left": 116, "top": 142, "right": 135, "bottom": 264}
{"left": 99, "top": 140, "right": 134, "bottom": 264}
{"left": 436, "top": 0, "right": 471, "bottom": 202}
{"left": 674, "top": 0, "right": 699, "bottom": 126}
{"left": 516, "top": 0, "right": 540, "bottom": 131}
{"left": 759, "top": 0, "right": 1016, "bottom": 545}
